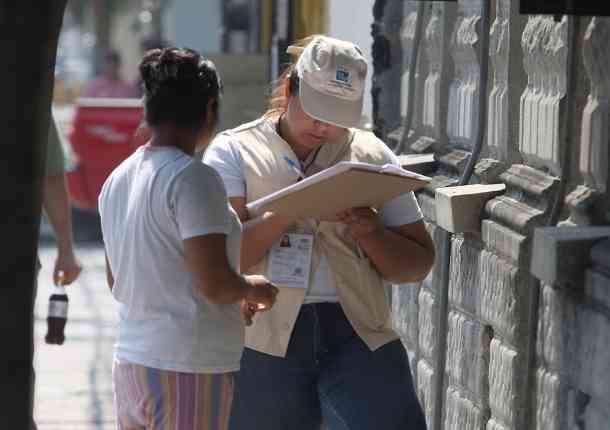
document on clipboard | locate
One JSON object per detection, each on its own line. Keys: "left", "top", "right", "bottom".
{"left": 246, "top": 161, "right": 431, "bottom": 220}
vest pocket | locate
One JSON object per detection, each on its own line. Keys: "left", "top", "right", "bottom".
{"left": 333, "top": 251, "right": 391, "bottom": 332}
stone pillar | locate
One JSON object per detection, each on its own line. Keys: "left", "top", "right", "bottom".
{"left": 416, "top": 2, "right": 455, "bottom": 154}
{"left": 486, "top": 0, "right": 526, "bottom": 165}
{"left": 446, "top": 0, "right": 484, "bottom": 151}
{"left": 519, "top": 16, "right": 570, "bottom": 174}
{"left": 399, "top": 2, "right": 425, "bottom": 130}
{"left": 564, "top": 17, "right": 610, "bottom": 226}
{"left": 387, "top": 2, "right": 456, "bottom": 153}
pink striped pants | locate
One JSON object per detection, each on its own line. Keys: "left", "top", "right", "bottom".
{"left": 112, "top": 360, "right": 234, "bottom": 430}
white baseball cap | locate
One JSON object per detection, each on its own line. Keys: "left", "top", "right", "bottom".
{"left": 294, "top": 36, "right": 367, "bottom": 129}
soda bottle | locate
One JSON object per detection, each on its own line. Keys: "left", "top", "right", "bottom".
{"left": 45, "top": 271, "right": 68, "bottom": 345}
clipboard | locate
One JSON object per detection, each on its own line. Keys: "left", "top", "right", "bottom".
{"left": 246, "top": 161, "right": 431, "bottom": 220}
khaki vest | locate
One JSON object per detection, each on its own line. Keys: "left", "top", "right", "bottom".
{"left": 226, "top": 117, "right": 399, "bottom": 357}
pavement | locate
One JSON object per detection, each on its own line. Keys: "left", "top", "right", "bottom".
{"left": 34, "top": 243, "right": 118, "bottom": 429}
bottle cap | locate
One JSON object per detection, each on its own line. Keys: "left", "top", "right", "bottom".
{"left": 57, "top": 270, "right": 66, "bottom": 286}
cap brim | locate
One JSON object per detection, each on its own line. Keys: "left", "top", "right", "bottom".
{"left": 299, "top": 79, "right": 363, "bottom": 129}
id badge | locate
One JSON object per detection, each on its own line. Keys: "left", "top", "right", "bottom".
{"left": 267, "top": 233, "right": 313, "bottom": 289}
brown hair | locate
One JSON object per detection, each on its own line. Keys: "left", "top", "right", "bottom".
{"left": 263, "top": 35, "right": 323, "bottom": 119}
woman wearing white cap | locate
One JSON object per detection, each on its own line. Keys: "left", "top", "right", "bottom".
{"left": 204, "top": 35, "right": 434, "bottom": 429}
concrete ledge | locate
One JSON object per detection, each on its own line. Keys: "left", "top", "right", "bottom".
{"left": 435, "top": 184, "right": 506, "bottom": 233}
{"left": 398, "top": 153, "right": 437, "bottom": 175}
{"left": 531, "top": 227, "right": 610, "bottom": 287}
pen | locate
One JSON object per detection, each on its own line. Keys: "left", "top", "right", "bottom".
{"left": 283, "top": 156, "right": 306, "bottom": 180}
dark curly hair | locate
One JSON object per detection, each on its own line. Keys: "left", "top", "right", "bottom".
{"left": 139, "top": 47, "right": 222, "bottom": 132}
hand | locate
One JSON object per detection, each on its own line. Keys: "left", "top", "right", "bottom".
{"left": 336, "top": 207, "right": 384, "bottom": 241}
{"left": 244, "top": 275, "right": 278, "bottom": 312}
{"left": 54, "top": 251, "right": 82, "bottom": 285}
{"left": 240, "top": 300, "right": 257, "bottom": 326}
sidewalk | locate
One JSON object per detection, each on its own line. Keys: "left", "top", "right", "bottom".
{"left": 34, "top": 244, "right": 118, "bottom": 429}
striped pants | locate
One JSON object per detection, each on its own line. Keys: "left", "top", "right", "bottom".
{"left": 113, "top": 360, "right": 234, "bottom": 430}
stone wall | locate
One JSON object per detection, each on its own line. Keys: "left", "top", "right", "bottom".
{"left": 374, "top": 2, "right": 610, "bottom": 429}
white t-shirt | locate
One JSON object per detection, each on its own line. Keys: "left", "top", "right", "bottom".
{"left": 203, "top": 129, "right": 423, "bottom": 303}
{"left": 99, "top": 145, "right": 243, "bottom": 373}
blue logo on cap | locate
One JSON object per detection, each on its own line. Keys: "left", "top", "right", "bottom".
{"left": 336, "top": 67, "right": 350, "bottom": 83}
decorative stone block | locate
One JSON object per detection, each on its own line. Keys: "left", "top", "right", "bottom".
{"left": 481, "top": 220, "right": 528, "bottom": 267}
{"left": 419, "top": 288, "right": 438, "bottom": 361}
{"left": 489, "top": 339, "right": 522, "bottom": 428}
{"left": 445, "top": 310, "right": 491, "bottom": 402}
{"left": 449, "top": 235, "right": 482, "bottom": 315}
{"left": 398, "top": 153, "right": 437, "bottom": 174}
{"left": 530, "top": 226, "right": 610, "bottom": 287}
{"left": 486, "top": 418, "right": 511, "bottom": 430}
{"left": 536, "top": 285, "right": 577, "bottom": 370}
{"left": 444, "top": 386, "right": 488, "bottom": 430}
{"left": 418, "top": 360, "right": 436, "bottom": 430}
{"left": 392, "top": 283, "right": 420, "bottom": 348}
{"left": 475, "top": 158, "right": 508, "bottom": 184}
{"left": 411, "top": 136, "right": 437, "bottom": 153}
{"left": 498, "top": 164, "right": 560, "bottom": 199}
{"left": 437, "top": 149, "right": 471, "bottom": 172}
{"left": 436, "top": 183, "right": 506, "bottom": 233}
{"left": 485, "top": 195, "right": 546, "bottom": 234}
{"left": 425, "top": 174, "right": 460, "bottom": 194}
{"left": 535, "top": 368, "right": 567, "bottom": 430}
{"left": 563, "top": 184, "right": 602, "bottom": 226}
{"left": 480, "top": 250, "right": 526, "bottom": 343}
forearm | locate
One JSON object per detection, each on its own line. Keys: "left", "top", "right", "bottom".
{"left": 43, "top": 173, "right": 74, "bottom": 254}
{"left": 198, "top": 269, "right": 250, "bottom": 304}
{"left": 356, "top": 227, "right": 434, "bottom": 283}
{"left": 240, "top": 212, "right": 293, "bottom": 272}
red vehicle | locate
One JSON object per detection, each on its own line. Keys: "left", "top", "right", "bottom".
{"left": 66, "top": 97, "right": 148, "bottom": 211}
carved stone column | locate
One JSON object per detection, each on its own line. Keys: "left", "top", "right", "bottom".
{"left": 564, "top": 17, "right": 610, "bottom": 226}
{"left": 446, "top": 0, "right": 483, "bottom": 151}
{"left": 387, "top": 2, "right": 455, "bottom": 154}
{"left": 486, "top": 0, "right": 526, "bottom": 165}
{"left": 519, "top": 16, "right": 569, "bottom": 174}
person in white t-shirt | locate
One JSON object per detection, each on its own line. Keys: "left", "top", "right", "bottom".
{"left": 98, "top": 47, "right": 278, "bottom": 430}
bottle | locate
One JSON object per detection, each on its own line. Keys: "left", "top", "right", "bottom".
{"left": 45, "top": 271, "right": 68, "bottom": 345}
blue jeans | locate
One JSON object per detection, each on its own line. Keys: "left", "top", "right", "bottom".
{"left": 229, "top": 303, "right": 426, "bottom": 430}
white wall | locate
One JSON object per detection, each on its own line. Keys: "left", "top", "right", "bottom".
{"left": 326, "top": 0, "right": 375, "bottom": 128}
{"left": 165, "top": 0, "right": 222, "bottom": 54}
